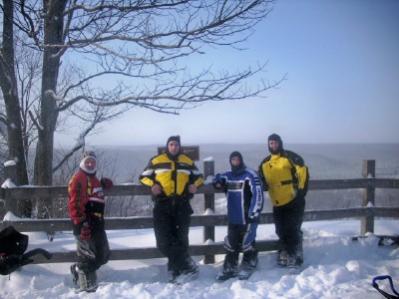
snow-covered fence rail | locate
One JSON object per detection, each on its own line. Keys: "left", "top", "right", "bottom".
{"left": 1, "top": 160, "right": 399, "bottom": 264}
{"left": 0, "top": 207, "right": 397, "bottom": 233}
{"left": 0, "top": 207, "right": 397, "bottom": 264}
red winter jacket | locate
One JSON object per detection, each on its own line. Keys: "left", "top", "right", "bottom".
{"left": 67, "top": 169, "right": 105, "bottom": 227}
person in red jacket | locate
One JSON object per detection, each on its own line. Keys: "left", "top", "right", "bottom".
{"left": 68, "top": 151, "right": 113, "bottom": 292}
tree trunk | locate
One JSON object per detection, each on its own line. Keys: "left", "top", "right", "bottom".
{"left": 0, "top": 1, "right": 29, "bottom": 184}
{"left": 33, "top": 0, "right": 67, "bottom": 186}
{"left": 0, "top": 0, "right": 31, "bottom": 216}
{"left": 33, "top": 0, "right": 67, "bottom": 219}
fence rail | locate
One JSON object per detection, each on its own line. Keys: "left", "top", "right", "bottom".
{"left": 1, "top": 178, "right": 399, "bottom": 201}
{"left": 0, "top": 207, "right": 397, "bottom": 233}
{"left": 1, "top": 160, "right": 399, "bottom": 264}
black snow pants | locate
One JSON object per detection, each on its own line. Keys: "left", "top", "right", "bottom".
{"left": 224, "top": 224, "right": 258, "bottom": 269}
{"left": 273, "top": 195, "right": 305, "bottom": 256}
{"left": 153, "top": 197, "right": 193, "bottom": 273}
{"left": 75, "top": 227, "right": 110, "bottom": 273}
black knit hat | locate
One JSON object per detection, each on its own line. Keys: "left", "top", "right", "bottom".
{"left": 229, "top": 151, "right": 245, "bottom": 173}
{"left": 268, "top": 133, "right": 284, "bottom": 153}
{"left": 229, "top": 151, "right": 243, "bottom": 163}
{"left": 166, "top": 135, "right": 181, "bottom": 146}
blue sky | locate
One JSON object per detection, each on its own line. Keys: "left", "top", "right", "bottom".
{"left": 57, "top": 0, "right": 399, "bottom": 146}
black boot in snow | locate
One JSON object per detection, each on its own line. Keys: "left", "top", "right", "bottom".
{"left": 277, "top": 249, "right": 288, "bottom": 267}
{"left": 216, "top": 253, "right": 239, "bottom": 281}
{"left": 238, "top": 250, "right": 258, "bottom": 280}
{"left": 70, "top": 264, "right": 79, "bottom": 287}
{"left": 183, "top": 256, "right": 198, "bottom": 274}
{"left": 77, "top": 269, "right": 98, "bottom": 292}
{"left": 216, "top": 263, "right": 238, "bottom": 281}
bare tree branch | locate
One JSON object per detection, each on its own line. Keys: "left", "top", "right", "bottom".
{"left": 3, "top": 0, "right": 278, "bottom": 187}
{"left": 52, "top": 105, "right": 112, "bottom": 173}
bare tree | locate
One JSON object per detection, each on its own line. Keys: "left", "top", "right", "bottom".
{"left": 0, "top": 0, "right": 28, "bottom": 185}
{"left": 0, "top": 99, "right": 8, "bottom": 177}
{"left": 1, "top": 0, "right": 279, "bottom": 189}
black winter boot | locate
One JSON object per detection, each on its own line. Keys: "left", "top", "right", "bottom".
{"left": 216, "top": 252, "right": 239, "bottom": 281}
{"left": 77, "top": 269, "right": 98, "bottom": 292}
{"left": 277, "top": 249, "right": 288, "bottom": 267}
{"left": 70, "top": 264, "right": 79, "bottom": 287}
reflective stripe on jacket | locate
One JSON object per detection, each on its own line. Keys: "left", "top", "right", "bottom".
{"left": 213, "top": 168, "right": 264, "bottom": 225}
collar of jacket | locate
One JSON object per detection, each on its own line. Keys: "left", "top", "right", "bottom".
{"left": 166, "top": 151, "right": 181, "bottom": 161}
{"left": 79, "top": 168, "right": 96, "bottom": 177}
{"left": 231, "top": 165, "right": 246, "bottom": 175}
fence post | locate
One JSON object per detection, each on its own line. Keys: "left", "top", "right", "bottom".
{"left": 203, "top": 158, "right": 215, "bottom": 264}
{"left": 2, "top": 162, "right": 18, "bottom": 216}
{"left": 361, "top": 160, "right": 375, "bottom": 235}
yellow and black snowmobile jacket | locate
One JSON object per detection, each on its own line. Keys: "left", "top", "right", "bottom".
{"left": 258, "top": 150, "right": 309, "bottom": 207}
{"left": 140, "top": 152, "right": 204, "bottom": 200}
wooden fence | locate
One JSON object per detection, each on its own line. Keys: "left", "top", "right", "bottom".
{"left": 0, "top": 160, "right": 398, "bottom": 264}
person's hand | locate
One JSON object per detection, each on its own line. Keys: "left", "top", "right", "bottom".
{"left": 213, "top": 182, "right": 223, "bottom": 189}
{"left": 297, "top": 189, "right": 306, "bottom": 199}
{"left": 212, "top": 174, "right": 226, "bottom": 190}
{"left": 151, "top": 184, "right": 162, "bottom": 195}
{"left": 248, "top": 212, "right": 260, "bottom": 223}
{"left": 80, "top": 222, "right": 91, "bottom": 240}
{"left": 100, "top": 177, "right": 113, "bottom": 189}
{"left": 188, "top": 184, "right": 197, "bottom": 194}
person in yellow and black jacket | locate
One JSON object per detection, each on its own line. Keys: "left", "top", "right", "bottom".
{"left": 139, "top": 135, "right": 204, "bottom": 282}
{"left": 258, "top": 134, "right": 309, "bottom": 268}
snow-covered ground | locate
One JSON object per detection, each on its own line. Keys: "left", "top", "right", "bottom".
{"left": 0, "top": 219, "right": 398, "bottom": 299}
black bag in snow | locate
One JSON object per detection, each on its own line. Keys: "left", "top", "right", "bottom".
{"left": 0, "top": 226, "right": 52, "bottom": 275}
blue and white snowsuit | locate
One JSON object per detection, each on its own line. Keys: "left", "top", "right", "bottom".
{"left": 213, "top": 167, "right": 264, "bottom": 270}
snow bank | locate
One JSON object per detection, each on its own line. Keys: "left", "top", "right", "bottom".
{"left": 0, "top": 220, "right": 397, "bottom": 299}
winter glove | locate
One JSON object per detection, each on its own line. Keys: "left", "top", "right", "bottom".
{"left": 248, "top": 213, "right": 260, "bottom": 223}
{"left": 100, "top": 177, "right": 113, "bottom": 190}
{"left": 212, "top": 174, "right": 226, "bottom": 191}
{"left": 80, "top": 222, "right": 91, "bottom": 241}
{"left": 297, "top": 189, "right": 306, "bottom": 199}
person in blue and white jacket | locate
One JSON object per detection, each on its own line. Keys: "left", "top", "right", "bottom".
{"left": 213, "top": 151, "right": 264, "bottom": 280}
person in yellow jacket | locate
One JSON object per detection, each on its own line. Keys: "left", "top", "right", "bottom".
{"left": 139, "top": 135, "right": 204, "bottom": 282}
{"left": 258, "top": 134, "right": 309, "bottom": 268}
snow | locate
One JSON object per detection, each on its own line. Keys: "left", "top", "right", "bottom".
{"left": 0, "top": 219, "right": 398, "bottom": 299}
{"left": 204, "top": 175, "right": 215, "bottom": 184}
{"left": 2, "top": 211, "right": 19, "bottom": 221}
{"left": 1, "top": 178, "right": 16, "bottom": 188}
{"left": 44, "top": 89, "right": 63, "bottom": 102}
{"left": 204, "top": 208, "right": 214, "bottom": 215}
{"left": 3, "top": 160, "right": 16, "bottom": 167}
{"left": 203, "top": 157, "right": 214, "bottom": 162}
